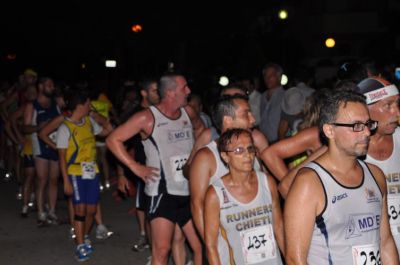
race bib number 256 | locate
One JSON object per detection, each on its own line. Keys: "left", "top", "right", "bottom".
{"left": 352, "top": 244, "right": 381, "bottom": 265}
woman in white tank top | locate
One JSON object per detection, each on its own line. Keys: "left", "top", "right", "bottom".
{"left": 204, "top": 128, "right": 285, "bottom": 265}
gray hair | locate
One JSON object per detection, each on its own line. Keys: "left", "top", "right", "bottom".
{"left": 262, "top": 63, "right": 283, "bottom": 76}
{"left": 159, "top": 73, "right": 182, "bottom": 99}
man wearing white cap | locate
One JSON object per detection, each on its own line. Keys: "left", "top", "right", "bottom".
{"left": 357, "top": 77, "right": 400, "bottom": 253}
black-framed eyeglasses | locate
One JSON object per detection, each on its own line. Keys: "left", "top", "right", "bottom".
{"left": 330, "top": 120, "right": 378, "bottom": 132}
{"left": 225, "top": 146, "right": 257, "bottom": 155}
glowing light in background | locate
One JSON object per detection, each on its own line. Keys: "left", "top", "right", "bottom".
{"left": 325, "top": 38, "right": 336, "bottom": 48}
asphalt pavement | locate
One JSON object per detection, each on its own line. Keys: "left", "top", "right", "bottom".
{"left": 0, "top": 176, "right": 152, "bottom": 265}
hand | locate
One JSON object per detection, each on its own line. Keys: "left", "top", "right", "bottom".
{"left": 118, "top": 175, "right": 130, "bottom": 193}
{"left": 134, "top": 164, "right": 160, "bottom": 183}
{"left": 64, "top": 181, "right": 73, "bottom": 196}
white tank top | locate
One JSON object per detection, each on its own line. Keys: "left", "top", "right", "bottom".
{"left": 305, "top": 160, "right": 383, "bottom": 265}
{"left": 142, "top": 106, "right": 194, "bottom": 196}
{"left": 212, "top": 171, "right": 283, "bottom": 265}
{"left": 206, "top": 139, "right": 264, "bottom": 264}
{"left": 365, "top": 127, "right": 400, "bottom": 252}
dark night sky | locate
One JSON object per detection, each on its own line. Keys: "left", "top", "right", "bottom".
{"left": 2, "top": 1, "right": 400, "bottom": 87}
{"left": 1, "top": 3, "right": 288, "bottom": 80}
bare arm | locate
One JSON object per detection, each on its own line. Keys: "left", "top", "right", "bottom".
{"left": 185, "top": 104, "right": 205, "bottom": 139}
{"left": 90, "top": 111, "right": 113, "bottom": 137}
{"left": 261, "top": 126, "right": 321, "bottom": 181}
{"left": 9, "top": 106, "right": 25, "bottom": 144}
{"left": 368, "top": 164, "right": 400, "bottom": 264}
{"left": 106, "top": 110, "right": 158, "bottom": 182}
{"left": 23, "top": 102, "right": 40, "bottom": 134}
{"left": 58, "top": 149, "right": 73, "bottom": 196}
{"left": 39, "top": 115, "right": 64, "bottom": 150}
{"left": 284, "top": 168, "right": 324, "bottom": 265}
{"left": 267, "top": 174, "right": 285, "bottom": 255}
{"left": 252, "top": 128, "right": 269, "bottom": 153}
{"left": 183, "top": 128, "right": 212, "bottom": 179}
{"left": 189, "top": 148, "right": 215, "bottom": 240}
{"left": 204, "top": 186, "right": 222, "bottom": 265}
{"left": 278, "top": 118, "right": 289, "bottom": 140}
{"left": 278, "top": 145, "right": 327, "bottom": 198}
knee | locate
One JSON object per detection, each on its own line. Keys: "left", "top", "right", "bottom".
{"left": 153, "top": 245, "right": 171, "bottom": 261}
{"left": 86, "top": 207, "right": 97, "bottom": 216}
{"left": 172, "top": 232, "right": 185, "bottom": 245}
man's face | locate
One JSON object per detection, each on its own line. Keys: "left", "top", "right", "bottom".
{"left": 42, "top": 79, "right": 55, "bottom": 97}
{"left": 24, "top": 74, "right": 37, "bottom": 86}
{"left": 368, "top": 94, "right": 400, "bottom": 136}
{"left": 172, "top": 76, "right": 191, "bottom": 107}
{"left": 263, "top": 67, "right": 281, "bottom": 90}
{"left": 80, "top": 99, "right": 91, "bottom": 115}
{"left": 329, "top": 102, "right": 371, "bottom": 157}
{"left": 146, "top": 82, "right": 160, "bottom": 105}
{"left": 229, "top": 99, "right": 256, "bottom": 130}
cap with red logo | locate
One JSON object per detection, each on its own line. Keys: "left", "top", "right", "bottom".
{"left": 356, "top": 77, "right": 399, "bottom": 104}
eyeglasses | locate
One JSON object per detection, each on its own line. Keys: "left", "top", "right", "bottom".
{"left": 225, "top": 145, "right": 257, "bottom": 155}
{"left": 330, "top": 120, "right": 378, "bottom": 132}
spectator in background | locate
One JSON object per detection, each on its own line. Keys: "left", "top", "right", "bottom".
{"left": 241, "top": 77, "right": 261, "bottom": 126}
{"left": 278, "top": 67, "right": 314, "bottom": 140}
{"left": 188, "top": 94, "right": 213, "bottom": 129}
{"left": 259, "top": 63, "right": 286, "bottom": 143}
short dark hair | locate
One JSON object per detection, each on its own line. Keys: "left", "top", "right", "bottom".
{"left": 212, "top": 94, "right": 249, "bottom": 132}
{"left": 65, "top": 89, "right": 90, "bottom": 111}
{"left": 217, "top": 128, "right": 253, "bottom": 167}
{"left": 318, "top": 89, "right": 366, "bottom": 143}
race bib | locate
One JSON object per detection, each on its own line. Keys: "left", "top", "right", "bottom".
{"left": 388, "top": 195, "right": 400, "bottom": 235}
{"left": 170, "top": 154, "right": 188, "bottom": 182}
{"left": 81, "top": 162, "right": 96, "bottom": 179}
{"left": 352, "top": 244, "right": 380, "bottom": 265}
{"left": 240, "top": 224, "right": 277, "bottom": 264}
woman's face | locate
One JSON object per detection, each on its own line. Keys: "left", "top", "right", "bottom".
{"left": 221, "top": 133, "right": 256, "bottom": 173}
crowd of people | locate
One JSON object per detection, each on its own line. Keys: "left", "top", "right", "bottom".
{"left": 1, "top": 59, "right": 400, "bottom": 264}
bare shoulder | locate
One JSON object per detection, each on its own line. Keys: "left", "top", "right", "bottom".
{"left": 289, "top": 167, "right": 324, "bottom": 198}
{"left": 196, "top": 128, "right": 212, "bottom": 144}
{"left": 192, "top": 146, "right": 214, "bottom": 166}
{"left": 364, "top": 161, "right": 387, "bottom": 191}
{"left": 252, "top": 128, "right": 269, "bottom": 151}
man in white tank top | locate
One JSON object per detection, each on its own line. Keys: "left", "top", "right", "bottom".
{"left": 107, "top": 73, "right": 205, "bottom": 265}
{"left": 284, "top": 90, "right": 399, "bottom": 264}
{"left": 356, "top": 77, "right": 400, "bottom": 254}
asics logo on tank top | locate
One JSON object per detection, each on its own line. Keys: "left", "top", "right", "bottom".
{"left": 157, "top": 122, "right": 168, "bottom": 127}
{"left": 331, "top": 193, "right": 348, "bottom": 204}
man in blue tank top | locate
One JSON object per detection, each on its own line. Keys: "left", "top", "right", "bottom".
{"left": 23, "top": 77, "right": 61, "bottom": 226}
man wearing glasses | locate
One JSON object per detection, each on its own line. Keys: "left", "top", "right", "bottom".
{"left": 357, "top": 77, "right": 400, "bottom": 254}
{"left": 284, "top": 89, "right": 399, "bottom": 264}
